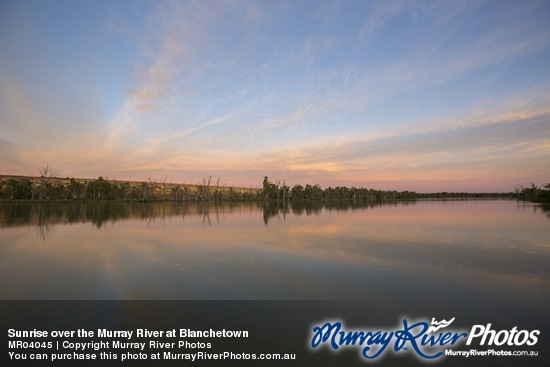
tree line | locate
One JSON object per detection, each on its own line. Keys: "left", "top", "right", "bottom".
{"left": 2, "top": 174, "right": 421, "bottom": 202}
{"left": 260, "top": 176, "right": 418, "bottom": 202}
{"left": 0, "top": 169, "right": 258, "bottom": 202}
{"left": 1, "top": 168, "right": 546, "bottom": 202}
{"left": 260, "top": 176, "right": 517, "bottom": 202}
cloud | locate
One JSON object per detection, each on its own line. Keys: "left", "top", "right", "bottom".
{"left": 123, "top": 15, "right": 186, "bottom": 112}
{"left": 358, "top": 0, "right": 409, "bottom": 40}
{"left": 246, "top": 107, "right": 549, "bottom": 189}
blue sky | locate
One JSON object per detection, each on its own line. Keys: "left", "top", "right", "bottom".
{"left": 1, "top": 0, "right": 549, "bottom": 192}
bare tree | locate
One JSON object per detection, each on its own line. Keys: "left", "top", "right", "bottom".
{"left": 160, "top": 176, "right": 168, "bottom": 201}
{"left": 200, "top": 174, "right": 212, "bottom": 201}
{"left": 513, "top": 184, "right": 524, "bottom": 200}
{"left": 146, "top": 175, "right": 158, "bottom": 200}
{"left": 275, "top": 180, "right": 281, "bottom": 201}
{"left": 38, "top": 166, "right": 58, "bottom": 200}
{"left": 215, "top": 178, "right": 221, "bottom": 201}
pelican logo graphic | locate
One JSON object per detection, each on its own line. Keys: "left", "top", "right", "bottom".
{"left": 427, "top": 317, "right": 455, "bottom": 333}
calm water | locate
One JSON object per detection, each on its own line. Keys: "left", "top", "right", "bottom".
{"left": 1, "top": 200, "right": 549, "bottom": 311}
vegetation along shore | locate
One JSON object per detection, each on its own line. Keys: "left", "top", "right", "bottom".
{"left": 0, "top": 167, "right": 548, "bottom": 203}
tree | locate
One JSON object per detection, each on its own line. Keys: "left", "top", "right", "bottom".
{"left": 512, "top": 184, "right": 524, "bottom": 200}
{"left": 54, "top": 181, "right": 68, "bottom": 200}
{"left": 140, "top": 181, "right": 150, "bottom": 201}
{"left": 262, "top": 176, "right": 277, "bottom": 200}
{"left": 119, "top": 182, "right": 132, "bottom": 200}
{"left": 281, "top": 180, "right": 288, "bottom": 201}
{"left": 291, "top": 184, "right": 304, "bottom": 201}
{"left": 68, "top": 178, "right": 84, "bottom": 199}
{"left": 304, "top": 184, "right": 323, "bottom": 200}
{"left": 37, "top": 166, "right": 58, "bottom": 200}
{"left": 198, "top": 174, "right": 212, "bottom": 201}
{"left": 5, "top": 178, "right": 33, "bottom": 199}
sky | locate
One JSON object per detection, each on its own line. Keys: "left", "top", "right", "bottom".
{"left": 1, "top": 0, "right": 549, "bottom": 192}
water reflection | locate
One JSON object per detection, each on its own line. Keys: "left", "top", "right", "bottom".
{"left": 0, "top": 201, "right": 262, "bottom": 231}
{"left": 2, "top": 199, "right": 548, "bottom": 231}
{"left": 0, "top": 200, "right": 424, "bottom": 232}
{"left": 261, "top": 200, "right": 420, "bottom": 225}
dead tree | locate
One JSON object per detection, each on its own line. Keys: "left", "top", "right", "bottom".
{"left": 38, "top": 166, "right": 58, "bottom": 200}
{"left": 513, "top": 184, "right": 524, "bottom": 200}
{"left": 200, "top": 174, "right": 212, "bottom": 201}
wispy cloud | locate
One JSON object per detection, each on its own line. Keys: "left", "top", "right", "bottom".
{"left": 1, "top": 0, "right": 548, "bottom": 191}
{"left": 358, "top": 0, "right": 408, "bottom": 40}
{"left": 247, "top": 106, "right": 549, "bottom": 189}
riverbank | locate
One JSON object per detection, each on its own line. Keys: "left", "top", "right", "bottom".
{"left": 0, "top": 175, "right": 259, "bottom": 201}
{"left": 1, "top": 174, "right": 539, "bottom": 202}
